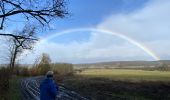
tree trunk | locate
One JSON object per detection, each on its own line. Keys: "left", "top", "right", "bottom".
{"left": 10, "top": 46, "right": 18, "bottom": 73}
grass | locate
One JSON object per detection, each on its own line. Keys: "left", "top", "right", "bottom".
{"left": 78, "top": 69, "right": 170, "bottom": 81}
{"left": 60, "top": 69, "right": 170, "bottom": 100}
{"left": 62, "top": 75, "right": 170, "bottom": 100}
{"left": 111, "top": 92, "right": 148, "bottom": 100}
{"left": 62, "top": 69, "right": 170, "bottom": 100}
{"left": 0, "top": 76, "right": 21, "bottom": 100}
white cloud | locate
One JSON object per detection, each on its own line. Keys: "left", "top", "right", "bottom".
{"left": 98, "top": 0, "right": 170, "bottom": 60}
{"left": 98, "top": 0, "right": 170, "bottom": 41}
{"left": 21, "top": 32, "right": 153, "bottom": 64}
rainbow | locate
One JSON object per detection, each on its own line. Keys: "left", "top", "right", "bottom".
{"left": 40, "top": 27, "right": 160, "bottom": 61}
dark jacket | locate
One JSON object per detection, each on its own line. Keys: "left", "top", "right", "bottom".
{"left": 40, "top": 78, "right": 58, "bottom": 100}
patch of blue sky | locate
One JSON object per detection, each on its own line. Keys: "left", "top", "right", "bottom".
{"left": 49, "top": 31, "right": 91, "bottom": 44}
{"left": 1, "top": 0, "right": 149, "bottom": 33}
{"left": 50, "top": 0, "right": 149, "bottom": 30}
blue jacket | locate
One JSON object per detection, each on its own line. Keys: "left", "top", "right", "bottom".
{"left": 40, "top": 78, "right": 58, "bottom": 100}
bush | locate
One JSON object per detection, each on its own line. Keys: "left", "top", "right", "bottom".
{"left": 37, "top": 63, "right": 51, "bottom": 75}
{"left": 34, "top": 53, "right": 52, "bottom": 75}
{"left": 51, "top": 63, "right": 74, "bottom": 75}
{"left": 155, "top": 63, "right": 170, "bottom": 71}
{"left": 30, "top": 67, "right": 38, "bottom": 76}
{"left": 23, "top": 53, "right": 74, "bottom": 76}
{"left": 20, "top": 67, "right": 30, "bottom": 76}
{"left": 0, "top": 67, "right": 10, "bottom": 98}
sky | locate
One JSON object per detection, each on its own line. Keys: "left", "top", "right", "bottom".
{"left": 0, "top": 0, "right": 170, "bottom": 64}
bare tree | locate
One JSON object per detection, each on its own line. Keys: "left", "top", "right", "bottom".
{"left": 7, "top": 24, "right": 37, "bottom": 70}
{"left": 0, "top": 0, "right": 67, "bottom": 38}
{"left": 39, "top": 53, "right": 51, "bottom": 65}
{"left": 37, "top": 53, "right": 51, "bottom": 75}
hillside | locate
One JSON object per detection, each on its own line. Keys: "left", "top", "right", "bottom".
{"left": 74, "top": 60, "right": 170, "bottom": 69}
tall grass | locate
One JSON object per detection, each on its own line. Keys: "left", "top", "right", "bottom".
{"left": 7, "top": 77, "right": 21, "bottom": 100}
{"left": 0, "top": 67, "right": 21, "bottom": 100}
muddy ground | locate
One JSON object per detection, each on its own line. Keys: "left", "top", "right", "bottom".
{"left": 55, "top": 76, "right": 170, "bottom": 100}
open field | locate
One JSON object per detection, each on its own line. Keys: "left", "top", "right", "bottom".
{"left": 78, "top": 69, "right": 170, "bottom": 81}
{"left": 60, "top": 69, "right": 170, "bottom": 100}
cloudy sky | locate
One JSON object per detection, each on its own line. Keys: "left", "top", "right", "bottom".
{"left": 0, "top": 0, "right": 170, "bottom": 64}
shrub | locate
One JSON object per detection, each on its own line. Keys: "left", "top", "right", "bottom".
{"left": 51, "top": 63, "right": 74, "bottom": 75}
{"left": 0, "top": 67, "right": 10, "bottom": 98}
{"left": 34, "top": 53, "right": 52, "bottom": 75}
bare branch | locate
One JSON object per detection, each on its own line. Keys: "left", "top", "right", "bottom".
{"left": 0, "top": 0, "right": 67, "bottom": 29}
{"left": 5, "top": 24, "right": 38, "bottom": 69}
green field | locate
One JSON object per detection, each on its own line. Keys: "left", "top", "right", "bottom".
{"left": 78, "top": 69, "right": 170, "bottom": 81}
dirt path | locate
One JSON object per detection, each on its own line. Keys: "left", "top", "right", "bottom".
{"left": 20, "top": 77, "right": 89, "bottom": 100}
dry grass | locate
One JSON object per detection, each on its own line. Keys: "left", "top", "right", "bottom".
{"left": 78, "top": 69, "right": 170, "bottom": 81}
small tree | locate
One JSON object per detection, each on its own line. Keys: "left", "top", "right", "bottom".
{"left": 37, "top": 53, "right": 51, "bottom": 75}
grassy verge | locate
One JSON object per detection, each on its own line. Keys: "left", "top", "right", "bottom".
{"left": 7, "top": 77, "right": 21, "bottom": 100}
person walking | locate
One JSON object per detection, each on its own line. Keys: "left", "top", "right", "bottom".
{"left": 40, "top": 71, "right": 59, "bottom": 100}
